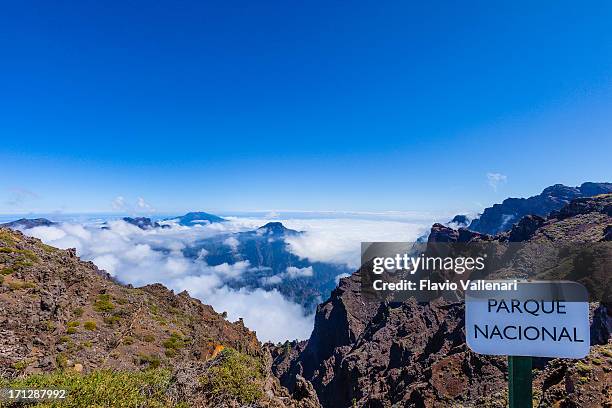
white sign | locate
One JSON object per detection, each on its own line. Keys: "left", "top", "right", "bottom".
{"left": 465, "top": 281, "right": 590, "bottom": 358}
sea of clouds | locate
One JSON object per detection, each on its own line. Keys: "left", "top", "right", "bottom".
{"left": 19, "top": 214, "right": 431, "bottom": 342}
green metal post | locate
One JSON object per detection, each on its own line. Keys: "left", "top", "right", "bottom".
{"left": 508, "top": 356, "right": 532, "bottom": 408}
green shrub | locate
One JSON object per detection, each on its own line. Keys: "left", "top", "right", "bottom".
{"left": 103, "top": 315, "right": 121, "bottom": 326}
{"left": 40, "top": 243, "right": 58, "bottom": 253}
{"left": 7, "top": 280, "right": 36, "bottom": 290}
{"left": 0, "top": 247, "right": 38, "bottom": 261}
{"left": 200, "top": 348, "right": 263, "bottom": 405}
{"left": 163, "top": 332, "right": 186, "bottom": 350}
{"left": 138, "top": 354, "right": 161, "bottom": 369}
{"left": 12, "top": 360, "right": 29, "bottom": 370}
{"left": 56, "top": 354, "right": 68, "bottom": 369}
{"left": 1, "top": 267, "right": 16, "bottom": 275}
{"left": 73, "top": 308, "right": 84, "bottom": 317}
{"left": 143, "top": 334, "right": 155, "bottom": 343}
{"left": 0, "top": 230, "right": 17, "bottom": 245}
{"left": 162, "top": 332, "right": 187, "bottom": 357}
{"left": 13, "top": 260, "right": 33, "bottom": 268}
{"left": 93, "top": 294, "right": 114, "bottom": 313}
{"left": 575, "top": 361, "right": 592, "bottom": 375}
{"left": 83, "top": 321, "right": 97, "bottom": 331}
{"left": 149, "top": 304, "right": 160, "bottom": 315}
{"left": 153, "top": 315, "right": 167, "bottom": 325}
{"left": 0, "top": 369, "right": 175, "bottom": 407}
{"left": 67, "top": 322, "right": 80, "bottom": 334}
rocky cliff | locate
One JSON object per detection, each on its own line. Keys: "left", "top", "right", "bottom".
{"left": 274, "top": 195, "right": 612, "bottom": 407}
{"left": 0, "top": 227, "right": 319, "bottom": 407}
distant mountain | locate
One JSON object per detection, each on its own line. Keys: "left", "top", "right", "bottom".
{"left": 122, "top": 217, "right": 169, "bottom": 230}
{"left": 467, "top": 182, "right": 612, "bottom": 235}
{"left": 448, "top": 214, "right": 470, "bottom": 227}
{"left": 183, "top": 222, "right": 349, "bottom": 312}
{"left": 416, "top": 214, "right": 471, "bottom": 242}
{"left": 169, "top": 211, "right": 226, "bottom": 226}
{"left": 0, "top": 218, "right": 56, "bottom": 230}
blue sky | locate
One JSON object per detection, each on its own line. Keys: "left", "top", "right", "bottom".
{"left": 1, "top": 1, "right": 611, "bottom": 214}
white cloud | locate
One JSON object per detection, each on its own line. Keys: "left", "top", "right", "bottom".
{"left": 335, "top": 273, "right": 350, "bottom": 284}
{"left": 137, "top": 197, "right": 155, "bottom": 212}
{"left": 260, "top": 275, "right": 283, "bottom": 285}
{"left": 27, "top": 226, "right": 66, "bottom": 241}
{"left": 172, "top": 274, "right": 222, "bottom": 298}
{"left": 111, "top": 196, "right": 156, "bottom": 213}
{"left": 203, "top": 287, "right": 314, "bottom": 342}
{"left": 487, "top": 172, "right": 507, "bottom": 192}
{"left": 223, "top": 236, "right": 240, "bottom": 251}
{"left": 196, "top": 248, "right": 209, "bottom": 260}
{"left": 22, "top": 219, "right": 312, "bottom": 342}
{"left": 20, "top": 213, "right": 433, "bottom": 342}
{"left": 112, "top": 196, "right": 127, "bottom": 211}
{"left": 282, "top": 218, "right": 429, "bottom": 269}
{"left": 124, "top": 244, "right": 154, "bottom": 263}
{"left": 92, "top": 254, "right": 120, "bottom": 275}
{"left": 260, "top": 266, "right": 314, "bottom": 286}
{"left": 211, "top": 260, "right": 250, "bottom": 279}
{"left": 265, "top": 211, "right": 280, "bottom": 219}
{"left": 286, "top": 266, "right": 313, "bottom": 278}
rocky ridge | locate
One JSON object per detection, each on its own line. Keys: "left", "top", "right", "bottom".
{"left": 273, "top": 194, "right": 612, "bottom": 407}
{"left": 467, "top": 182, "right": 612, "bottom": 235}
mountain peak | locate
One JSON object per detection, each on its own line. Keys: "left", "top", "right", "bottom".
{"left": 448, "top": 214, "right": 470, "bottom": 227}
{"left": 258, "top": 222, "right": 289, "bottom": 235}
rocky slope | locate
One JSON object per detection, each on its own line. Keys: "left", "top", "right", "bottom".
{"left": 273, "top": 195, "right": 612, "bottom": 407}
{"left": 467, "top": 182, "right": 612, "bottom": 235}
{"left": 0, "top": 227, "right": 319, "bottom": 407}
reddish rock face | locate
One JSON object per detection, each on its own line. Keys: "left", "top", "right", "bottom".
{"left": 430, "top": 353, "right": 469, "bottom": 399}
{"left": 274, "top": 195, "right": 612, "bottom": 408}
